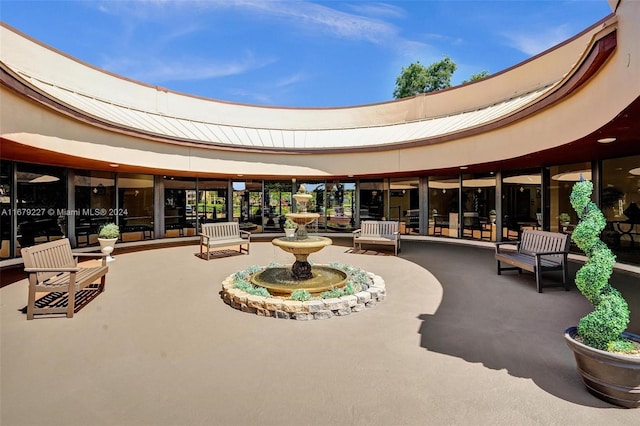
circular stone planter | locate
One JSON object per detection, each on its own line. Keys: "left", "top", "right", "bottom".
{"left": 564, "top": 326, "right": 640, "bottom": 408}
{"left": 221, "top": 271, "right": 385, "bottom": 320}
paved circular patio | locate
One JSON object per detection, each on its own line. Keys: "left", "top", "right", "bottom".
{"left": 1, "top": 240, "right": 638, "bottom": 425}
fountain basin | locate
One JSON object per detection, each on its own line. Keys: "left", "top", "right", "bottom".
{"left": 251, "top": 265, "right": 348, "bottom": 296}
{"left": 272, "top": 236, "right": 333, "bottom": 279}
{"left": 272, "top": 235, "right": 332, "bottom": 254}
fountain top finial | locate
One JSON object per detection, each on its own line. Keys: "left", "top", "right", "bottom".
{"left": 298, "top": 184, "right": 307, "bottom": 194}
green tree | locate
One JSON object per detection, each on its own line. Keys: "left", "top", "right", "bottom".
{"left": 462, "top": 70, "right": 490, "bottom": 84}
{"left": 393, "top": 56, "right": 457, "bottom": 99}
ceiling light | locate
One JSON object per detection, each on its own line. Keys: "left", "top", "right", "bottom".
{"left": 109, "top": 163, "right": 119, "bottom": 168}
{"left": 503, "top": 175, "right": 542, "bottom": 185}
{"left": 551, "top": 170, "right": 592, "bottom": 181}
{"left": 28, "top": 175, "right": 59, "bottom": 183}
{"left": 597, "top": 137, "right": 616, "bottom": 143}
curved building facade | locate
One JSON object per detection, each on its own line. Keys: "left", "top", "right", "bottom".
{"left": 1, "top": 0, "right": 639, "bottom": 266}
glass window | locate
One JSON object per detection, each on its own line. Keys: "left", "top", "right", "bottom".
{"left": 462, "top": 173, "right": 496, "bottom": 241}
{"left": 295, "top": 180, "right": 324, "bottom": 233}
{"left": 1, "top": 161, "right": 13, "bottom": 258}
{"left": 391, "top": 178, "right": 419, "bottom": 235}
{"left": 428, "top": 176, "right": 459, "bottom": 237}
{"left": 502, "top": 170, "right": 541, "bottom": 240}
{"left": 263, "top": 181, "right": 293, "bottom": 232}
{"left": 15, "top": 163, "right": 67, "bottom": 252}
{"left": 74, "top": 170, "right": 115, "bottom": 247}
{"left": 602, "top": 155, "right": 640, "bottom": 266}
{"left": 198, "top": 179, "right": 228, "bottom": 227}
{"left": 233, "top": 180, "right": 262, "bottom": 232}
{"left": 163, "top": 176, "right": 197, "bottom": 237}
{"left": 325, "top": 180, "right": 355, "bottom": 232}
{"left": 359, "top": 179, "right": 387, "bottom": 224}
{"left": 549, "top": 163, "right": 591, "bottom": 236}
{"left": 118, "top": 173, "right": 154, "bottom": 242}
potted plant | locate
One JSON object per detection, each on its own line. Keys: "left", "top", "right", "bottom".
{"left": 559, "top": 212, "right": 571, "bottom": 226}
{"left": 564, "top": 179, "right": 639, "bottom": 408}
{"left": 489, "top": 209, "right": 497, "bottom": 224}
{"left": 283, "top": 218, "right": 297, "bottom": 238}
{"left": 98, "top": 223, "right": 119, "bottom": 262}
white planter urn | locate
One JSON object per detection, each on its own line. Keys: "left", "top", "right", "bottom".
{"left": 98, "top": 237, "right": 117, "bottom": 262}
{"left": 284, "top": 228, "right": 296, "bottom": 238}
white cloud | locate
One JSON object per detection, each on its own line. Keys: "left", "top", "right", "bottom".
{"left": 502, "top": 24, "right": 572, "bottom": 56}
{"left": 95, "top": 0, "right": 405, "bottom": 46}
{"left": 345, "top": 2, "right": 407, "bottom": 19}
{"left": 101, "top": 51, "right": 276, "bottom": 83}
{"left": 230, "top": 1, "right": 398, "bottom": 44}
{"left": 274, "top": 71, "right": 309, "bottom": 89}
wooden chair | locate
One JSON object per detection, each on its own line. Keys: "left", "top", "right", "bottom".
{"left": 22, "top": 239, "right": 109, "bottom": 319}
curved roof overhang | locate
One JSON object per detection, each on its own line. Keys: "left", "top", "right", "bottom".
{"left": 1, "top": 0, "right": 639, "bottom": 179}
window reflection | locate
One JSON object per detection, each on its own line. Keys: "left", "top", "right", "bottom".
{"left": 391, "top": 178, "right": 419, "bottom": 235}
{"left": 163, "top": 176, "right": 197, "bottom": 238}
{"left": 502, "top": 171, "right": 541, "bottom": 240}
{"left": 233, "top": 180, "right": 262, "bottom": 232}
{"left": 549, "top": 163, "right": 590, "bottom": 235}
{"left": 118, "top": 173, "right": 154, "bottom": 241}
{"left": 263, "top": 181, "right": 292, "bottom": 232}
{"left": 1, "top": 161, "right": 12, "bottom": 258}
{"left": 326, "top": 181, "right": 355, "bottom": 232}
{"left": 198, "top": 179, "right": 228, "bottom": 227}
{"left": 602, "top": 155, "right": 640, "bottom": 265}
{"left": 74, "top": 170, "right": 115, "bottom": 247}
{"left": 462, "top": 174, "right": 496, "bottom": 241}
{"left": 359, "top": 179, "right": 386, "bottom": 224}
{"left": 428, "top": 176, "right": 459, "bottom": 237}
{"left": 15, "top": 163, "right": 66, "bottom": 252}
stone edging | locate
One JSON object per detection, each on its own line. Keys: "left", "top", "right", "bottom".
{"left": 221, "top": 272, "right": 385, "bottom": 320}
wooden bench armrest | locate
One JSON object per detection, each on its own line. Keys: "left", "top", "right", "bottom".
{"left": 534, "top": 250, "right": 568, "bottom": 257}
{"left": 199, "top": 233, "right": 210, "bottom": 242}
{"left": 495, "top": 241, "right": 519, "bottom": 252}
{"left": 24, "top": 267, "right": 81, "bottom": 273}
{"left": 240, "top": 230, "right": 251, "bottom": 238}
{"left": 352, "top": 229, "right": 362, "bottom": 236}
{"left": 74, "top": 252, "right": 108, "bottom": 258}
{"left": 74, "top": 252, "right": 109, "bottom": 266}
{"left": 495, "top": 241, "right": 519, "bottom": 246}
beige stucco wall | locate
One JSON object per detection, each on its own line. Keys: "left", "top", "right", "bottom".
{"left": 1, "top": 0, "right": 638, "bottom": 177}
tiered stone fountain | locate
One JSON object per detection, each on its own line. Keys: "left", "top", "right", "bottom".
{"left": 251, "top": 185, "right": 348, "bottom": 296}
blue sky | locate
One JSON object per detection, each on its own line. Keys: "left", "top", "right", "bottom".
{"left": 1, "top": 0, "right": 612, "bottom": 107}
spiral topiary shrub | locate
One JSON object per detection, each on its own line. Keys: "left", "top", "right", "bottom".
{"left": 570, "top": 179, "right": 633, "bottom": 352}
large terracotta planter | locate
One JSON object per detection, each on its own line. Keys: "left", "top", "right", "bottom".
{"left": 564, "top": 326, "right": 640, "bottom": 408}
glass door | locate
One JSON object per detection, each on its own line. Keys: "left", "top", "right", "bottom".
{"left": 233, "top": 180, "right": 263, "bottom": 232}
{"left": 502, "top": 170, "right": 541, "bottom": 241}
{"left": 428, "top": 176, "right": 459, "bottom": 237}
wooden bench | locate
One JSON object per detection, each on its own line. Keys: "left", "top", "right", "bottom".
{"left": 495, "top": 230, "right": 570, "bottom": 292}
{"left": 21, "top": 238, "right": 109, "bottom": 319}
{"left": 353, "top": 220, "right": 401, "bottom": 255}
{"left": 199, "top": 222, "right": 251, "bottom": 260}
